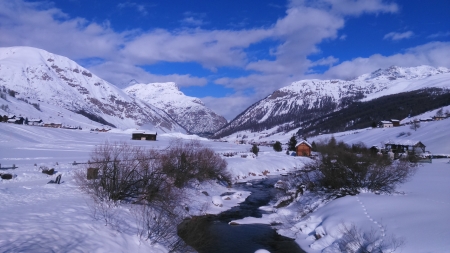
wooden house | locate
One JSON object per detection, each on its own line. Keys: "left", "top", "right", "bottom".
{"left": 43, "top": 123, "right": 62, "bottom": 128}
{"left": 390, "top": 119, "right": 400, "bottom": 127}
{"left": 380, "top": 121, "right": 393, "bottom": 128}
{"left": 295, "top": 140, "right": 312, "bottom": 156}
{"left": 132, "top": 131, "right": 157, "bottom": 141}
{"left": 384, "top": 140, "right": 426, "bottom": 158}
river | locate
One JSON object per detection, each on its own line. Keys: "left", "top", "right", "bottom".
{"left": 179, "top": 176, "right": 306, "bottom": 253}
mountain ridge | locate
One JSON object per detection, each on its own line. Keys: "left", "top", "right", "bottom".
{"left": 213, "top": 65, "right": 450, "bottom": 138}
{"left": 0, "top": 46, "right": 185, "bottom": 132}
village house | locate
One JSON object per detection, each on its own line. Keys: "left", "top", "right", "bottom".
{"left": 131, "top": 131, "right": 157, "bottom": 141}
{"left": 28, "top": 119, "right": 43, "bottom": 126}
{"left": 380, "top": 120, "right": 393, "bottom": 128}
{"left": 295, "top": 140, "right": 312, "bottom": 156}
{"left": 383, "top": 140, "right": 426, "bottom": 159}
{"left": 6, "top": 115, "right": 24, "bottom": 124}
{"left": 390, "top": 119, "right": 400, "bottom": 127}
{"left": 432, "top": 116, "right": 446, "bottom": 121}
{"left": 43, "top": 123, "right": 62, "bottom": 128}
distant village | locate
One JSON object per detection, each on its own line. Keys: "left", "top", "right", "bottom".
{"left": 0, "top": 114, "right": 111, "bottom": 132}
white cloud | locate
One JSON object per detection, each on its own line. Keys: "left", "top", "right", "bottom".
{"left": 384, "top": 31, "right": 414, "bottom": 41}
{"left": 117, "top": 2, "right": 148, "bottom": 16}
{"left": 428, "top": 31, "right": 450, "bottom": 39}
{"left": 121, "top": 28, "right": 272, "bottom": 70}
{"left": 322, "top": 42, "right": 450, "bottom": 80}
{"left": 0, "top": 0, "right": 125, "bottom": 61}
{"left": 311, "top": 56, "right": 339, "bottom": 67}
{"left": 289, "top": 0, "right": 398, "bottom": 16}
{"left": 89, "top": 61, "right": 208, "bottom": 88}
{"left": 181, "top": 17, "right": 204, "bottom": 26}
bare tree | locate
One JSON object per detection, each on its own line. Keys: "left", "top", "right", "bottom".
{"left": 435, "top": 108, "right": 444, "bottom": 117}
{"left": 410, "top": 119, "right": 421, "bottom": 131}
{"left": 159, "top": 139, "right": 230, "bottom": 188}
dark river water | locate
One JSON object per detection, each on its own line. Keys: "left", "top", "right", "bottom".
{"left": 179, "top": 177, "right": 306, "bottom": 253}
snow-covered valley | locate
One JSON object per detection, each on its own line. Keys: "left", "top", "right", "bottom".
{"left": 1, "top": 115, "right": 450, "bottom": 252}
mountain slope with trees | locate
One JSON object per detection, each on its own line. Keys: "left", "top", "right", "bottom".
{"left": 213, "top": 66, "right": 450, "bottom": 138}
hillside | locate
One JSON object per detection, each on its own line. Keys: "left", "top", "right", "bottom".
{"left": 213, "top": 66, "right": 450, "bottom": 138}
{"left": 124, "top": 82, "right": 227, "bottom": 135}
{"left": 0, "top": 46, "right": 184, "bottom": 132}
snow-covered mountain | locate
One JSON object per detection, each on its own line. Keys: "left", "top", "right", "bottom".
{"left": 124, "top": 82, "right": 227, "bottom": 135}
{"left": 0, "top": 46, "right": 185, "bottom": 132}
{"left": 213, "top": 65, "right": 450, "bottom": 138}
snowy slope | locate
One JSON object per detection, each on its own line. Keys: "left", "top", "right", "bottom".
{"left": 0, "top": 46, "right": 184, "bottom": 132}
{"left": 124, "top": 82, "right": 227, "bottom": 134}
{"left": 214, "top": 65, "right": 450, "bottom": 138}
{"left": 221, "top": 114, "right": 450, "bottom": 253}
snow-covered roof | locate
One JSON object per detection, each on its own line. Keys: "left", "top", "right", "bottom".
{"left": 29, "top": 118, "right": 42, "bottom": 122}
{"left": 380, "top": 121, "right": 392, "bottom": 124}
{"left": 385, "top": 140, "right": 424, "bottom": 146}
{"left": 132, "top": 131, "right": 157, "bottom": 135}
{"left": 390, "top": 119, "right": 400, "bottom": 122}
{"left": 295, "top": 140, "right": 312, "bottom": 148}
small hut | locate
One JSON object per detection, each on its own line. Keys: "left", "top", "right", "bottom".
{"left": 295, "top": 140, "right": 312, "bottom": 156}
{"left": 380, "top": 121, "right": 393, "bottom": 128}
{"left": 390, "top": 119, "right": 400, "bottom": 127}
{"left": 132, "top": 131, "right": 157, "bottom": 141}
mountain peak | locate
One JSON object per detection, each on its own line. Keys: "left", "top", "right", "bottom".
{"left": 128, "top": 79, "right": 140, "bottom": 86}
{"left": 0, "top": 46, "right": 184, "bottom": 132}
{"left": 124, "top": 82, "right": 227, "bottom": 135}
{"left": 359, "top": 65, "right": 449, "bottom": 81}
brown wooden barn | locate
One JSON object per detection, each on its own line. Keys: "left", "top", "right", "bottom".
{"left": 295, "top": 140, "right": 312, "bottom": 156}
{"left": 132, "top": 131, "right": 157, "bottom": 141}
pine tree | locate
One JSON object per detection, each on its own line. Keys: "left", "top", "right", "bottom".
{"left": 251, "top": 144, "right": 259, "bottom": 156}
{"left": 311, "top": 141, "right": 317, "bottom": 152}
{"left": 273, "top": 141, "right": 282, "bottom": 152}
{"left": 288, "top": 135, "right": 297, "bottom": 151}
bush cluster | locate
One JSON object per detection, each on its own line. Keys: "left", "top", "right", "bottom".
{"left": 290, "top": 137, "right": 417, "bottom": 195}
{"left": 75, "top": 140, "right": 230, "bottom": 249}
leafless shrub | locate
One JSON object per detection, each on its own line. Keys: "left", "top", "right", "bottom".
{"left": 160, "top": 139, "right": 230, "bottom": 188}
{"left": 75, "top": 140, "right": 229, "bottom": 250}
{"left": 133, "top": 203, "right": 189, "bottom": 251}
{"left": 337, "top": 223, "right": 404, "bottom": 253}
{"left": 287, "top": 138, "right": 417, "bottom": 196}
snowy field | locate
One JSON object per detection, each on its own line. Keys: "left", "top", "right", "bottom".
{"left": 1, "top": 118, "right": 450, "bottom": 252}
{"left": 0, "top": 123, "right": 304, "bottom": 252}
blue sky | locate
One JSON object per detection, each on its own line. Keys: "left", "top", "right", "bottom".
{"left": 0, "top": 0, "right": 449, "bottom": 119}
